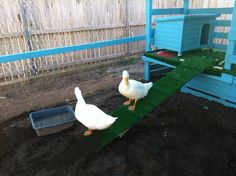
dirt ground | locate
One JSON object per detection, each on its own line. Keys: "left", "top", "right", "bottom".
{"left": 1, "top": 57, "right": 236, "bottom": 176}
{"left": 0, "top": 57, "right": 143, "bottom": 123}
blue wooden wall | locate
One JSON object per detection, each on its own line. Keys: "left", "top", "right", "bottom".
{"left": 145, "top": 0, "right": 234, "bottom": 52}
{"left": 155, "top": 19, "right": 184, "bottom": 53}
{"left": 155, "top": 15, "right": 218, "bottom": 56}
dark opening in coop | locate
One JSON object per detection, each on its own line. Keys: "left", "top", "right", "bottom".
{"left": 200, "top": 23, "right": 211, "bottom": 45}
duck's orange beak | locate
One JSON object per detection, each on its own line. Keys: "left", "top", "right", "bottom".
{"left": 124, "top": 77, "right": 129, "bottom": 86}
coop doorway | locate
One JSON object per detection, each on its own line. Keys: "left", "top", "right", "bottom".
{"left": 200, "top": 23, "right": 211, "bottom": 45}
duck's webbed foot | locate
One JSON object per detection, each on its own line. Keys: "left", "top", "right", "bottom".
{"left": 123, "top": 99, "right": 132, "bottom": 105}
{"left": 128, "top": 105, "right": 136, "bottom": 111}
{"left": 83, "top": 129, "right": 93, "bottom": 136}
{"left": 128, "top": 99, "right": 137, "bottom": 111}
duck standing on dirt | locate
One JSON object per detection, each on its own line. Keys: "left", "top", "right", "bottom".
{"left": 118, "top": 70, "right": 153, "bottom": 111}
{"left": 74, "top": 87, "right": 118, "bottom": 136}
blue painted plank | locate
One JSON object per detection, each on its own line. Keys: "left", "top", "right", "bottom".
{"left": 183, "top": 35, "right": 201, "bottom": 40}
{"left": 156, "top": 40, "right": 181, "bottom": 48}
{"left": 225, "top": 41, "right": 235, "bottom": 55}
{"left": 184, "top": 0, "right": 189, "bottom": 14}
{"left": 181, "top": 85, "right": 236, "bottom": 109}
{"left": 155, "top": 23, "right": 183, "bottom": 29}
{"left": 155, "top": 14, "right": 218, "bottom": 22}
{"left": 156, "top": 44, "right": 180, "bottom": 51}
{"left": 143, "top": 56, "right": 151, "bottom": 81}
{"left": 221, "top": 73, "right": 234, "bottom": 83}
{"left": 229, "top": 31, "right": 236, "bottom": 40}
{"left": 156, "top": 33, "right": 181, "bottom": 40}
{"left": 142, "top": 56, "right": 176, "bottom": 68}
{"left": 183, "top": 29, "right": 201, "bottom": 35}
{"left": 150, "top": 38, "right": 155, "bottom": 45}
{"left": 0, "top": 35, "right": 145, "bottom": 63}
{"left": 215, "top": 20, "right": 231, "bottom": 27}
{"left": 145, "top": 0, "right": 152, "bottom": 51}
{"left": 213, "top": 32, "right": 228, "bottom": 39}
{"left": 152, "top": 8, "right": 184, "bottom": 15}
{"left": 225, "top": 55, "right": 236, "bottom": 64}
{"left": 156, "top": 28, "right": 183, "bottom": 34}
{"left": 188, "top": 8, "right": 233, "bottom": 14}
{"left": 156, "top": 38, "right": 181, "bottom": 45}
{"left": 151, "top": 29, "right": 155, "bottom": 38}
{"left": 230, "top": 2, "right": 236, "bottom": 27}
{"left": 182, "top": 45, "right": 199, "bottom": 51}
{"left": 182, "top": 39, "right": 200, "bottom": 46}
{"left": 183, "top": 75, "right": 236, "bottom": 102}
{"left": 224, "top": 1, "right": 236, "bottom": 68}
{"left": 212, "top": 43, "right": 228, "bottom": 51}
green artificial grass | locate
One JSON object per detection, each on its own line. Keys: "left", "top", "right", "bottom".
{"left": 98, "top": 55, "right": 216, "bottom": 147}
{"left": 144, "top": 49, "right": 236, "bottom": 76}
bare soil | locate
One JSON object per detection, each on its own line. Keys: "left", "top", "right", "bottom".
{"left": 0, "top": 57, "right": 143, "bottom": 123}
{"left": 0, "top": 57, "right": 236, "bottom": 176}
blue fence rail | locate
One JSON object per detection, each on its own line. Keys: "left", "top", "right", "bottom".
{"left": 0, "top": 35, "right": 145, "bottom": 64}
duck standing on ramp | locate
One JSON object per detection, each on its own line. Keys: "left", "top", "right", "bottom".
{"left": 118, "top": 70, "right": 153, "bottom": 111}
{"left": 74, "top": 87, "right": 118, "bottom": 136}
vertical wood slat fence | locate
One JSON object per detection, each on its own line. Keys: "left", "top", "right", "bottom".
{"left": 0, "top": 0, "right": 234, "bottom": 83}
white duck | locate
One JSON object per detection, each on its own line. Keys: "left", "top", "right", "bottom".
{"left": 118, "top": 70, "right": 153, "bottom": 111}
{"left": 74, "top": 87, "right": 117, "bottom": 136}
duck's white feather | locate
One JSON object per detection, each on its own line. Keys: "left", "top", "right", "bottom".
{"left": 74, "top": 87, "right": 117, "bottom": 130}
{"left": 118, "top": 71, "right": 153, "bottom": 100}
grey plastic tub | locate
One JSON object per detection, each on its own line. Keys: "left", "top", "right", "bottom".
{"left": 29, "top": 105, "right": 76, "bottom": 136}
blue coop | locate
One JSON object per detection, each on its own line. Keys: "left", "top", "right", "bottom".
{"left": 155, "top": 14, "right": 219, "bottom": 56}
{"left": 143, "top": 0, "right": 236, "bottom": 109}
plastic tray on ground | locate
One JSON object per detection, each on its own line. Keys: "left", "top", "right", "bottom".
{"left": 29, "top": 105, "right": 76, "bottom": 136}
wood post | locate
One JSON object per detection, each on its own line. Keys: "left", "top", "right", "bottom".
{"left": 19, "top": 0, "right": 38, "bottom": 75}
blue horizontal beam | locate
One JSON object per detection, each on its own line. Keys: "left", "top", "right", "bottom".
{"left": 213, "top": 43, "right": 228, "bottom": 51}
{"left": 214, "top": 32, "right": 229, "bottom": 39}
{"left": 152, "top": 7, "right": 233, "bottom": 16}
{"left": 142, "top": 56, "right": 176, "bottom": 68}
{"left": 0, "top": 35, "right": 146, "bottom": 63}
{"left": 215, "top": 20, "right": 232, "bottom": 27}
{"left": 152, "top": 8, "right": 184, "bottom": 15}
{"left": 188, "top": 8, "right": 233, "bottom": 14}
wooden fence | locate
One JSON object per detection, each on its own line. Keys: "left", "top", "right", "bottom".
{"left": 0, "top": 0, "right": 234, "bottom": 82}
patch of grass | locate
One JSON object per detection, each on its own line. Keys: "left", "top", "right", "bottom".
{"left": 124, "top": 57, "right": 137, "bottom": 65}
{"left": 115, "top": 56, "right": 139, "bottom": 67}
{"left": 97, "top": 65, "right": 107, "bottom": 75}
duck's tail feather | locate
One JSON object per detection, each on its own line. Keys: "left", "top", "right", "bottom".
{"left": 108, "top": 116, "right": 118, "bottom": 125}
{"left": 144, "top": 82, "right": 153, "bottom": 91}
{"left": 109, "top": 116, "right": 118, "bottom": 126}
{"left": 99, "top": 116, "right": 118, "bottom": 130}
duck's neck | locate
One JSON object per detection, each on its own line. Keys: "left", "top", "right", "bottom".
{"left": 75, "top": 93, "right": 86, "bottom": 105}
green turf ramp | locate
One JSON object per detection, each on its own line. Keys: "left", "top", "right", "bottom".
{"left": 98, "top": 56, "right": 216, "bottom": 148}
